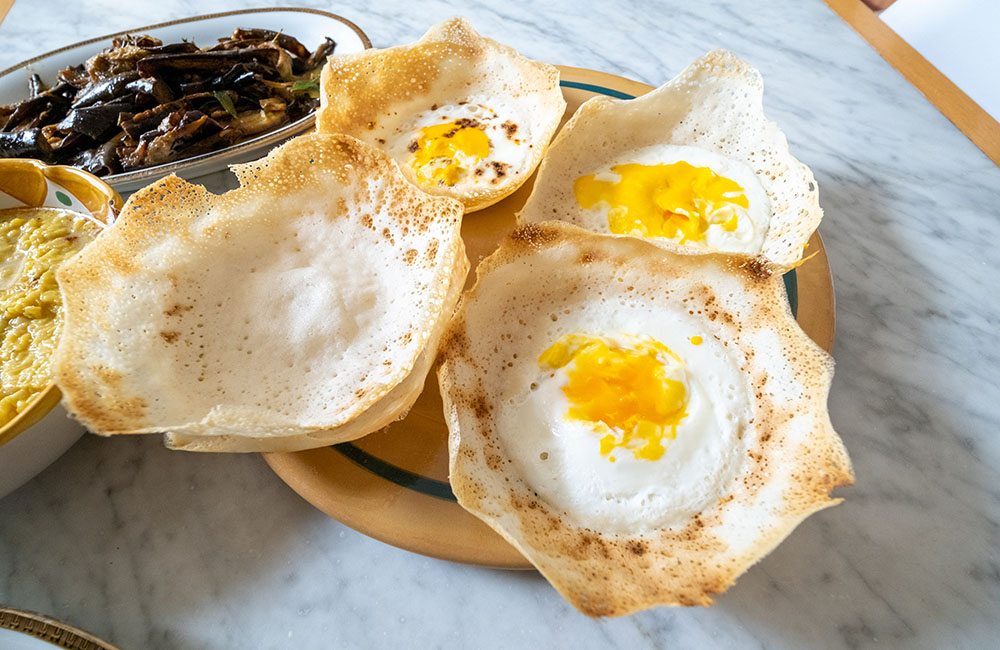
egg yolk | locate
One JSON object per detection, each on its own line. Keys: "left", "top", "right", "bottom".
{"left": 574, "top": 162, "right": 749, "bottom": 244}
{"left": 539, "top": 334, "right": 688, "bottom": 461}
{"left": 409, "top": 120, "right": 490, "bottom": 186}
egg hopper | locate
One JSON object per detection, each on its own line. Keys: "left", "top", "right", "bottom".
{"left": 263, "top": 66, "right": 835, "bottom": 569}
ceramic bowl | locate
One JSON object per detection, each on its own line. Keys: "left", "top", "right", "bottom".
{"left": 0, "top": 159, "right": 122, "bottom": 499}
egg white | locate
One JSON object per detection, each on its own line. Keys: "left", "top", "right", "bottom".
{"left": 378, "top": 98, "right": 535, "bottom": 193}
{"left": 493, "top": 307, "right": 751, "bottom": 536}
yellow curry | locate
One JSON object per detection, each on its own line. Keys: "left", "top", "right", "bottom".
{"left": 0, "top": 207, "right": 100, "bottom": 427}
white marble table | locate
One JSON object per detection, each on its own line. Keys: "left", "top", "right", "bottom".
{"left": 1, "top": 1, "right": 998, "bottom": 648}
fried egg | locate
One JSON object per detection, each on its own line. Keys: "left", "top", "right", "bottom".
{"left": 573, "top": 145, "right": 771, "bottom": 255}
{"left": 510, "top": 329, "right": 747, "bottom": 535}
{"left": 317, "top": 18, "right": 565, "bottom": 213}
{"left": 439, "top": 222, "right": 852, "bottom": 616}
{"left": 518, "top": 50, "right": 822, "bottom": 268}
{"left": 386, "top": 101, "right": 535, "bottom": 196}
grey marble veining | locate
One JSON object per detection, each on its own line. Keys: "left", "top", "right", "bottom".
{"left": 1, "top": 1, "right": 999, "bottom": 649}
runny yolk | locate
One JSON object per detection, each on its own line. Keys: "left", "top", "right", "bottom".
{"left": 574, "top": 161, "right": 749, "bottom": 243}
{"left": 409, "top": 120, "right": 490, "bottom": 186}
{"left": 538, "top": 334, "right": 688, "bottom": 461}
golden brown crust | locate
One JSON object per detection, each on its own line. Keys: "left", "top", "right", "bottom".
{"left": 317, "top": 18, "right": 565, "bottom": 213}
{"left": 54, "top": 133, "right": 468, "bottom": 451}
{"left": 439, "top": 221, "right": 852, "bottom": 616}
{"left": 517, "top": 50, "right": 822, "bottom": 270}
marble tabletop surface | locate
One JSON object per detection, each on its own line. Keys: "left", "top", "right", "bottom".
{"left": 1, "top": 1, "right": 998, "bottom": 648}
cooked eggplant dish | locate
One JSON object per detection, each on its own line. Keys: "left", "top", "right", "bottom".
{"left": 0, "top": 29, "right": 337, "bottom": 175}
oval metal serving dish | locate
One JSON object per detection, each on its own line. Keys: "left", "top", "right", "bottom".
{"left": 0, "top": 8, "right": 371, "bottom": 193}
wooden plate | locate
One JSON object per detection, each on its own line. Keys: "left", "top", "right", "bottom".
{"left": 264, "top": 66, "right": 836, "bottom": 569}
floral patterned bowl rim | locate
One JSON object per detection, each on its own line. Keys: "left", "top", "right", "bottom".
{"left": 0, "top": 158, "right": 122, "bottom": 447}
